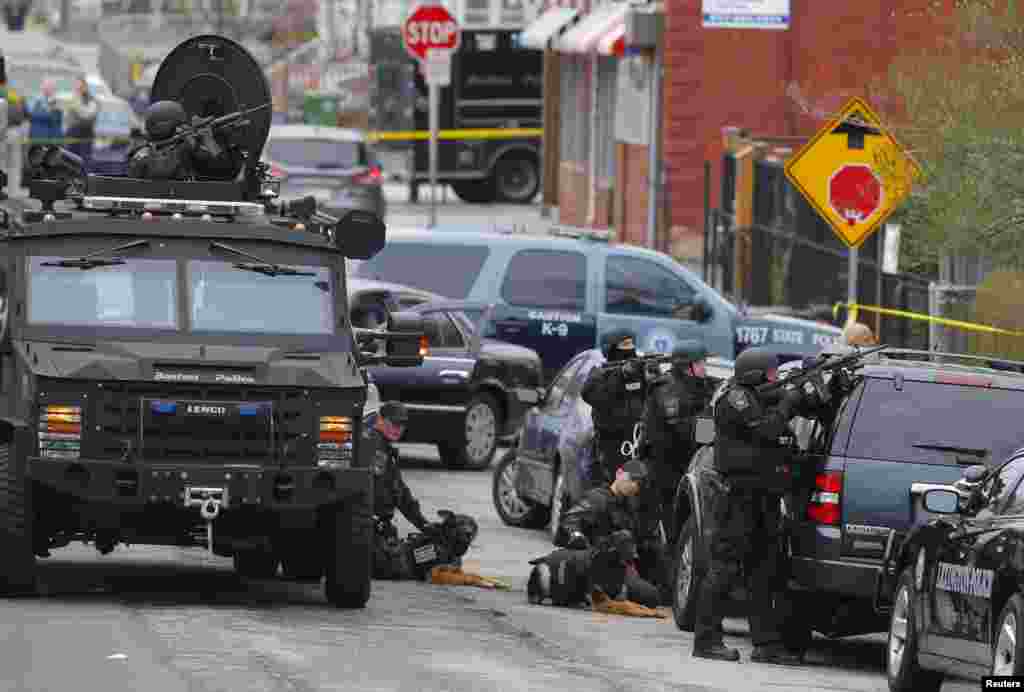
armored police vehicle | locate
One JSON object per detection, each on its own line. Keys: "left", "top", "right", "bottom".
{"left": 0, "top": 35, "right": 423, "bottom": 608}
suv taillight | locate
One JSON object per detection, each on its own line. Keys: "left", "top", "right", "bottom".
{"left": 807, "top": 470, "right": 842, "bottom": 525}
{"left": 353, "top": 166, "right": 382, "bottom": 185}
{"left": 318, "top": 416, "right": 353, "bottom": 466}
{"left": 38, "top": 404, "right": 82, "bottom": 459}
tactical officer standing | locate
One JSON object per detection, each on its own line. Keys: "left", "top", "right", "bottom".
{"left": 643, "top": 341, "right": 721, "bottom": 532}
{"left": 692, "top": 347, "right": 813, "bottom": 665}
{"left": 581, "top": 330, "right": 648, "bottom": 488}
{"left": 529, "top": 460, "right": 662, "bottom": 608}
{"left": 362, "top": 402, "right": 479, "bottom": 580}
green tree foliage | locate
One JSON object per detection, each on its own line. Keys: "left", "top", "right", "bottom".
{"left": 882, "top": 0, "right": 1024, "bottom": 269}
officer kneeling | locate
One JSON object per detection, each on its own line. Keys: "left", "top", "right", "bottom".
{"left": 527, "top": 460, "right": 661, "bottom": 609}
{"left": 362, "top": 402, "right": 478, "bottom": 580}
{"left": 693, "top": 347, "right": 811, "bottom": 665}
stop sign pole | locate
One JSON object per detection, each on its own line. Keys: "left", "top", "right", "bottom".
{"left": 403, "top": 5, "right": 461, "bottom": 228}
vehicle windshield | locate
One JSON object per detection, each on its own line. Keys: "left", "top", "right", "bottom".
{"left": 265, "top": 138, "right": 365, "bottom": 169}
{"left": 188, "top": 260, "right": 334, "bottom": 335}
{"left": 848, "top": 377, "right": 1024, "bottom": 464}
{"left": 28, "top": 257, "right": 178, "bottom": 329}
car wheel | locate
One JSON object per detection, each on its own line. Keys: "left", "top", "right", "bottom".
{"left": 672, "top": 517, "right": 698, "bottom": 632}
{"left": 452, "top": 179, "right": 496, "bottom": 204}
{"left": 0, "top": 434, "right": 36, "bottom": 595}
{"left": 887, "top": 568, "right": 944, "bottom": 692}
{"left": 491, "top": 449, "right": 550, "bottom": 528}
{"left": 993, "top": 594, "right": 1024, "bottom": 676}
{"left": 324, "top": 497, "right": 373, "bottom": 609}
{"left": 548, "top": 466, "right": 569, "bottom": 543}
{"left": 494, "top": 154, "right": 539, "bottom": 204}
{"left": 441, "top": 393, "right": 499, "bottom": 470}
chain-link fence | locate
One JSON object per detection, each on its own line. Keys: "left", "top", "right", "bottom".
{"left": 704, "top": 156, "right": 933, "bottom": 349}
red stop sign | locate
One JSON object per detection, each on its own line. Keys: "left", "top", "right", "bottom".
{"left": 403, "top": 5, "right": 461, "bottom": 61}
{"left": 828, "top": 164, "right": 883, "bottom": 226}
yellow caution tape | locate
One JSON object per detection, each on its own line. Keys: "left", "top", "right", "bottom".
{"left": 833, "top": 302, "right": 1024, "bottom": 338}
{"left": 366, "top": 128, "right": 543, "bottom": 142}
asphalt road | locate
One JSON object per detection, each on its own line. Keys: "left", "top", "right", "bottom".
{"left": 0, "top": 443, "right": 977, "bottom": 692}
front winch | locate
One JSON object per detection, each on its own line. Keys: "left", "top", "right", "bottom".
{"left": 184, "top": 487, "right": 227, "bottom": 552}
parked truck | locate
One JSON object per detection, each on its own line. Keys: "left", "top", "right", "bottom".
{"left": 369, "top": 26, "right": 542, "bottom": 204}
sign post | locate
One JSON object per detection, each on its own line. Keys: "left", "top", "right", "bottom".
{"left": 402, "top": 5, "right": 461, "bottom": 229}
{"left": 784, "top": 97, "right": 921, "bottom": 321}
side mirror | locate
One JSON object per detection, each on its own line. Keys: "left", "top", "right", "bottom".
{"left": 336, "top": 209, "right": 386, "bottom": 260}
{"left": 696, "top": 298, "right": 712, "bottom": 323}
{"left": 923, "top": 489, "right": 961, "bottom": 514}
{"left": 353, "top": 311, "right": 425, "bottom": 367}
{"left": 963, "top": 464, "right": 989, "bottom": 484}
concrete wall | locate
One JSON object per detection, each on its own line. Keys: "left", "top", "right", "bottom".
{"left": 661, "top": 0, "right": 953, "bottom": 260}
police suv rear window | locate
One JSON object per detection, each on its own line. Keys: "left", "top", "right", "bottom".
{"left": 354, "top": 243, "right": 489, "bottom": 299}
{"left": 847, "top": 377, "right": 1024, "bottom": 465}
{"left": 501, "top": 249, "right": 586, "bottom": 311}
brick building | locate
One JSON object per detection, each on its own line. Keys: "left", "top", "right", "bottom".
{"left": 661, "top": 0, "right": 954, "bottom": 260}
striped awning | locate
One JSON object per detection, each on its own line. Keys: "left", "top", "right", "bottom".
{"left": 521, "top": 7, "right": 580, "bottom": 51}
{"left": 597, "top": 23, "right": 625, "bottom": 56}
{"left": 556, "top": 2, "right": 630, "bottom": 54}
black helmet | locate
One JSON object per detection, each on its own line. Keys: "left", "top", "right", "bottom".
{"left": 144, "top": 100, "right": 187, "bottom": 140}
{"left": 379, "top": 401, "right": 409, "bottom": 425}
{"left": 734, "top": 347, "right": 777, "bottom": 386}
{"left": 671, "top": 340, "right": 708, "bottom": 368}
{"left": 602, "top": 329, "right": 636, "bottom": 361}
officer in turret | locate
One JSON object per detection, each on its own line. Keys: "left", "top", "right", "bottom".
{"left": 692, "top": 346, "right": 810, "bottom": 665}
{"left": 581, "top": 330, "right": 647, "bottom": 488}
{"left": 127, "top": 100, "right": 243, "bottom": 180}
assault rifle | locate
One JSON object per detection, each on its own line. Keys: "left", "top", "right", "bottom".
{"left": 149, "top": 103, "right": 271, "bottom": 152}
{"left": 755, "top": 343, "right": 888, "bottom": 396}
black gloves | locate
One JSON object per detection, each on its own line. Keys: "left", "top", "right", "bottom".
{"left": 567, "top": 531, "right": 590, "bottom": 550}
{"left": 621, "top": 360, "right": 641, "bottom": 379}
{"left": 778, "top": 384, "right": 805, "bottom": 417}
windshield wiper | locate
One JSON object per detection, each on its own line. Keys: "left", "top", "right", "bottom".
{"left": 209, "top": 241, "right": 315, "bottom": 277}
{"left": 40, "top": 239, "right": 151, "bottom": 269}
{"left": 913, "top": 443, "right": 989, "bottom": 458}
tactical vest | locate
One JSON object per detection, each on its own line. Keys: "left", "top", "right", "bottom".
{"left": 712, "top": 384, "right": 793, "bottom": 490}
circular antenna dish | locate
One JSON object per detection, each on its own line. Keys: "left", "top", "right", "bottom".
{"left": 150, "top": 35, "right": 272, "bottom": 178}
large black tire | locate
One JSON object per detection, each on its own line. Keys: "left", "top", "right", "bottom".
{"left": 494, "top": 154, "right": 540, "bottom": 204}
{"left": 324, "top": 496, "right": 373, "bottom": 609}
{"left": 452, "top": 179, "right": 497, "bottom": 204}
{"left": 993, "top": 593, "right": 1024, "bottom": 676}
{"left": 0, "top": 429, "right": 36, "bottom": 595}
{"left": 439, "top": 393, "right": 500, "bottom": 471}
{"left": 887, "top": 568, "right": 943, "bottom": 692}
{"left": 233, "top": 550, "right": 278, "bottom": 579}
{"left": 672, "top": 517, "right": 698, "bottom": 632}
{"left": 491, "top": 449, "right": 549, "bottom": 528}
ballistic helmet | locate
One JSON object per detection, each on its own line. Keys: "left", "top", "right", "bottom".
{"left": 602, "top": 329, "right": 637, "bottom": 362}
{"left": 144, "top": 100, "right": 188, "bottom": 140}
{"left": 379, "top": 401, "right": 409, "bottom": 425}
{"left": 734, "top": 347, "right": 777, "bottom": 386}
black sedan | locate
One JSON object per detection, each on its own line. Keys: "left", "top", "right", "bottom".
{"left": 492, "top": 347, "right": 734, "bottom": 541}
{"left": 350, "top": 283, "right": 544, "bottom": 471}
{"left": 885, "top": 451, "right": 1024, "bottom": 690}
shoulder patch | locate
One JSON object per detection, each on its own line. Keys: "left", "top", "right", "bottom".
{"left": 727, "top": 389, "right": 750, "bottom": 411}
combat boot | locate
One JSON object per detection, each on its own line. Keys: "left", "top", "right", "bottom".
{"left": 750, "top": 644, "right": 802, "bottom": 665}
{"left": 692, "top": 643, "right": 740, "bottom": 662}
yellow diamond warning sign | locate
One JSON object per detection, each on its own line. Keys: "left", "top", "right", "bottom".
{"left": 784, "top": 97, "right": 922, "bottom": 249}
